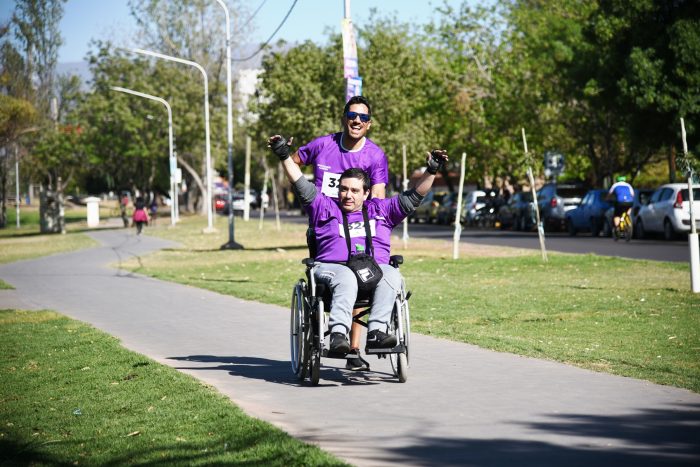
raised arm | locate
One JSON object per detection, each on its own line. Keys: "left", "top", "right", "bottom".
{"left": 414, "top": 149, "right": 448, "bottom": 196}
{"left": 268, "top": 134, "right": 317, "bottom": 206}
{"left": 398, "top": 149, "right": 448, "bottom": 214}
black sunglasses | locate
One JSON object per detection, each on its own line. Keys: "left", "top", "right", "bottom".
{"left": 346, "top": 111, "right": 370, "bottom": 122}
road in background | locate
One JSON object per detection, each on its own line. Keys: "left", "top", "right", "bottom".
{"left": 252, "top": 210, "right": 690, "bottom": 263}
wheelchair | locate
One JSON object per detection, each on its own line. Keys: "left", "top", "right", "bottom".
{"left": 290, "top": 255, "right": 411, "bottom": 385}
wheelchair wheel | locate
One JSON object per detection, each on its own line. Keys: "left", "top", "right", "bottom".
{"left": 308, "top": 296, "right": 325, "bottom": 386}
{"left": 290, "top": 281, "right": 309, "bottom": 380}
{"left": 389, "top": 287, "right": 410, "bottom": 383}
{"left": 310, "top": 350, "right": 321, "bottom": 386}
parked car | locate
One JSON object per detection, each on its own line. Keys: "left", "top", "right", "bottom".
{"left": 215, "top": 190, "right": 258, "bottom": 215}
{"left": 410, "top": 190, "right": 446, "bottom": 224}
{"left": 537, "top": 183, "right": 589, "bottom": 231}
{"left": 497, "top": 191, "right": 536, "bottom": 231}
{"left": 436, "top": 193, "right": 459, "bottom": 225}
{"left": 565, "top": 189, "right": 613, "bottom": 236}
{"left": 634, "top": 184, "right": 700, "bottom": 240}
{"left": 464, "top": 190, "right": 487, "bottom": 226}
{"left": 602, "top": 188, "right": 654, "bottom": 237}
{"left": 473, "top": 191, "right": 505, "bottom": 229}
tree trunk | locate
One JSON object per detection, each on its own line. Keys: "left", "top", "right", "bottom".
{"left": 177, "top": 154, "right": 206, "bottom": 214}
{"left": 57, "top": 176, "right": 66, "bottom": 234}
{"left": 39, "top": 183, "right": 60, "bottom": 233}
{"left": 668, "top": 144, "right": 677, "bottom": 183}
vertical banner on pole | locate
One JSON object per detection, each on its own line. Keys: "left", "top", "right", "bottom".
{"left": 342, "top": 18, "right": 361, "bottom": 101}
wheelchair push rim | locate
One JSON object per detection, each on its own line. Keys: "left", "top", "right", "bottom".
{"left": 389, "top": 288, "right": 410, "bottom": 383}
{"left": 290, "top": 281, "right": 309, "bottom": 379}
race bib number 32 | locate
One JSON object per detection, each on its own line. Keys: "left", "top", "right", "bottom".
{"left": 321, "top": 171, "right": 341, "bottom": 198}
{"left": 339, "top": 219, "right": 377, "bottom": 238}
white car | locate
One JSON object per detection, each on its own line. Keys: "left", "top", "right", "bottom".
{"left": 464, "top": 190, "right": 486, "bottom": 225}
{"left": 635, "top": 183, "right": 700, "bottom": 240}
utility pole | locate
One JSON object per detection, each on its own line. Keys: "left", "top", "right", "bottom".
{"left": 216, "top": 0, "right": 243, "bottom": 249}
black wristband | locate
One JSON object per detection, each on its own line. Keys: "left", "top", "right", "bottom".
{"left": 270, "top": 138, "right": 290, "bottom": 161}
{"left": 426, "top": 150, "right": 444, "bottom": 174}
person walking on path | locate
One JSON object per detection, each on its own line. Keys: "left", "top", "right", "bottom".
{"left": 132, "top": 196, "right": 149, "bottom": 235}
{"left": 119, "top": 193, "right": 130, "bottom": 228}
{"left": 149, "top": 196, "right": 158, "bottom": 226}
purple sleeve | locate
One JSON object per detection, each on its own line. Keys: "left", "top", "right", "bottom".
{"left": 305, "top": 193, "right": 331, "bottom": 225}
{"left": 297, "top": 137, "right": 323, "bottom": 166}
{"left": 371, "top": 151, "right": 389, "bottom": 186}
{"left": 380, "top": 197, "right": 406, "bottom": 227}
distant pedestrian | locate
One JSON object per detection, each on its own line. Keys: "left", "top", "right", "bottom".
{"left": 132, "top": 196, "right": 149, "bottom": 235}
{"left": 149, "top": 197, "right": 158, "bottom": 226}
{"left": 120, "top": 193, "right": 130, "bottom": 228}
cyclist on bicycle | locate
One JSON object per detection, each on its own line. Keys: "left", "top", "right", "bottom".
{"left": 607, "top": 176, "right": 635, "bottom": 230}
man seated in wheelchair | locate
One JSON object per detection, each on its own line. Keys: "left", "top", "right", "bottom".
{"left": 269, "top": 134, "right": 448, "bottom": 355}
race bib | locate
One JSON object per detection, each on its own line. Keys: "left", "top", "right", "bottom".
{"left": 321, "top": 171, "right": 342, "bottom": 198}
{"left": 339, "top": 219, "right": 376, "bottom": 238}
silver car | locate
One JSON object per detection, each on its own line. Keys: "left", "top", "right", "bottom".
{"left": 635, "top": 183, "right": 700, "bottom": 240}
{"left": 463, "top": 190, "right": 486, "bottom": 225}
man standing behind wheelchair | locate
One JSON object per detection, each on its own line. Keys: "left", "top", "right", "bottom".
{"left": 268, "top": 134, "right": 447, "bottom": 356}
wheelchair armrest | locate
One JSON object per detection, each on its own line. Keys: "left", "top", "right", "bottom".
{"left": 302, "top": 258, "right": 315, "bottom": 267}
{"left": 389, "top": 255, "right": 404, "bottom": 268}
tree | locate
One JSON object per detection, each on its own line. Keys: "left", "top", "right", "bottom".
{"left": 11, "top": 0, "right": 65, "bottom": 115}
{"left": 0, "top": 94, "right": 37, "bottom": 227}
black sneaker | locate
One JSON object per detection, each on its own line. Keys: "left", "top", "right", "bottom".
{"left": 329, "top": 332, "right": 350, "bottom": 355}
{"left": 345, "top": 349, "right": 370, "bottom": 371}
{"left": 366, "top": 329, "right": 397, "bottom": 349}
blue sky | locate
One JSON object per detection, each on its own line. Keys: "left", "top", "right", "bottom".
{"left": 1, "top": 0, "right": 473, "bottom": 63}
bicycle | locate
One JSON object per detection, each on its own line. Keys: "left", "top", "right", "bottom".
{"left": 613, "top": 210, "right": 633, "bottom": 242}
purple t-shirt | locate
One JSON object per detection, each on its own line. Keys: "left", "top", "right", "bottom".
{"left": 297, "top": 132, "right": 388, "bottom": 198}
{"left": 306, "top": 194, "right": 406, "bottom": 264}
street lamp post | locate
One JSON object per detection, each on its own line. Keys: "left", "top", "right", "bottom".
{"left": 128, "top": 47, "right": 215, "bottom": 232}
{"left": 215, "top": 0, "right": 243, "bottom": 249}
{"left": 111, "top": 86, "right": 178, "bottom": 226}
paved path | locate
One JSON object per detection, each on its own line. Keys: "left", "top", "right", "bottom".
{"left": 1, "top": 229, "right": 699, "bottom": 466}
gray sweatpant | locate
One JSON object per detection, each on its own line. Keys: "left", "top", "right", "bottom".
{"left": 313, "top": 262, "right": 401, "bottom": 335}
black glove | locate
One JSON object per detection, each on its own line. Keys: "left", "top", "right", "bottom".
{"left": 269, "top": 136, "right": 291, "bottom": 161}
{"left": 426, "top": 149, "right": 447, "bottom": 174}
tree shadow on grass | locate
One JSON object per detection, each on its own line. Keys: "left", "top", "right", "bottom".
{"left": 0, "top": 431, "right": 343, "bottom": 466}
{"left": 169, "top": 354, "right": 387, "bottom": 387}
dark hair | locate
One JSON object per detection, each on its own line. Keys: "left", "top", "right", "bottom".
{"left": 340, "top": 168, "right": 370, "bottom": 193}
{"left": 343, "top": 95, "right": 371, "bottom": 118}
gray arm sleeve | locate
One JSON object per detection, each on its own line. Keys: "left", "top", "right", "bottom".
{"left": 398, "top": 188, "right": 424, "bottom": 215}
{"left": 292, "top": 176, "right": 317, "bottom": 207}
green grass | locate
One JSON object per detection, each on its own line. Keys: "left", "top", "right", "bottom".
{"left": 0, "top": 206, "right": 100, "bottom": 264}
{"left": 131, "top": 215, "right": 700, "bottom": 393}
{"left": 0, "top": 279, "right": 14, "bottom": 289}
{"left": 2, "top": 204, "right": 103, "bottom": 232}
{"left": 0, "top": 309, "right": 346, "bottom": 466}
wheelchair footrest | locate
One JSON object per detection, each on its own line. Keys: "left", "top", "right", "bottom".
{"left": 365, "top": 344, "right": 406, "bottom": 355}
{"left": 322, "top": 348, "right": 351, "bottom": 359}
